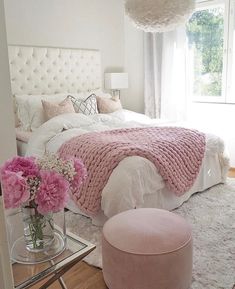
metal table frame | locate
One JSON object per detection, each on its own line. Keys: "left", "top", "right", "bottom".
{"left": 13, "top": 231, "right": 96, "bottom": 289}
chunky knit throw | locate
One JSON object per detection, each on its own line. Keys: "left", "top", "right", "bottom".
{"left": 58, "top": 127, "right": 206, "bottom": 215}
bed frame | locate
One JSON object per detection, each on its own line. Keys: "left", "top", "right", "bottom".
{"left": 8, "top": 45, "right": 102, "bottom": 156}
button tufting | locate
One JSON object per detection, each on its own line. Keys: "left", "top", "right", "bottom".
{"left": 9, "top": 46, "right": 101, "bottom": 95}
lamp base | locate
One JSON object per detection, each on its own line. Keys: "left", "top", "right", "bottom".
{"left": 111, "top": 90, "right": 121, "bottom": 99}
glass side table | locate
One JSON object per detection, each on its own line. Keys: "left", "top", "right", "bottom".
{"left": 12, "top": 230, "right": 96, "bottom": 289}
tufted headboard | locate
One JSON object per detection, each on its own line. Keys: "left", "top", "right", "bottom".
{"left": 8, "top": 45, "right": 102, "bottom": 95}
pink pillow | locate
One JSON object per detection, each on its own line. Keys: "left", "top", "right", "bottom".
{"left": 96, "top": 95, "right": 122, "bottom": 113}
{"left": 42, "top": 97, "right": 75, "bottom": 120}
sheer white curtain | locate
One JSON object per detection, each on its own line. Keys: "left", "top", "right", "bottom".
{"left": 144, "top": 33, "right": 163, "bottom": 118}
{"left": 144, "top": 26, "right": 188, "bottom": 121}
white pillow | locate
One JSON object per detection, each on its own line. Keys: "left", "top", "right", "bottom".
{"left": 15, "top": 90, "right": 105, "bottom": 131}
{"left": 15, "top": 94, "right": 68, "bottom": 131}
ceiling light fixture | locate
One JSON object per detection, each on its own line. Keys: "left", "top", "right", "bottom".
{"left": 125, "top": 0, "right": 195, "bottom": 33}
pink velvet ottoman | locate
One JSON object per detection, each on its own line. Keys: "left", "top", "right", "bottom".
{"left": 102, "top": 208, "right": 192, "bottom": 289}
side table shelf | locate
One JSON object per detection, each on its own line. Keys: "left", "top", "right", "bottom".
{"left": 12, "top": 230, "right": 96, "bottom": 289}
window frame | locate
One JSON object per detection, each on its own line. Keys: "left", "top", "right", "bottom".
{"left": 187, "top": 0, "right": 235, "bottom": 104}
{"left": 225, "top": 0, "right": 235, "bottom": 103}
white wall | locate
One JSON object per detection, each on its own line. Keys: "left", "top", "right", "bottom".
{"left": 123, "top": 17, "right": 144, "bottom": 113}
{"left": 4, "top": 0, "right": 145, "bottom": 113}
{"left": 0, "top": 2, "right": 16, "bottom": 164}
{"left": 0, "top": 0, "right": 16, "bottom": 287}
{"left": 4, "top": 0, "right": 124, "bottom": 82}
{"left": 187, "top": 102, "right": 235, "bottom": 166}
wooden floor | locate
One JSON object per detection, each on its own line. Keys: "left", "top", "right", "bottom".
{"left": 17, "top": 168, "right": 235, "bottom": 289}
{"left": 228, "top": 168, "right": 235, "bottom": 178}
{"left": 29, "top": 261, "right": 107, "bottom": 289}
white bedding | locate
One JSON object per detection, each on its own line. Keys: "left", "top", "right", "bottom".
{"left": 17, "top": 140, "right": 28, "bottom": 156}
{"left": 15, "top": 128, "right": 32, "bottom": 156}
{"left": 26, "top": 110, "right": 229, "bottom": 224}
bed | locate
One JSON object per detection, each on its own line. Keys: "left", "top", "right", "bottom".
{"left": 9, "top": 45, "right": 229, "bottom": 225}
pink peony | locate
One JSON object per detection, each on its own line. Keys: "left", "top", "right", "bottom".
{"left": 72, "top": 158, "right": 87, "bottom": 189}
{"left": 2, "top": 171, "right": 30, "bottom": 209}
{"left": 0, "top": 156, "right": 39, "bottom": 178}
{"left": 35, "top": 170, "right": 69, "bottom": 215}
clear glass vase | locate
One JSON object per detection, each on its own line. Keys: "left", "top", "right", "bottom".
{"left": 21, "top": 206, "right": 55, "bottom": 252}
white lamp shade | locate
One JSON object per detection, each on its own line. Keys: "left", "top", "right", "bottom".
{"left": 105, "top": 73, "right": 129, "bottom": 90}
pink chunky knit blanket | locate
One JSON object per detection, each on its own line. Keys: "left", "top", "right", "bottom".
{"left": 58, "top": 127, "right": 206, "bottom": 215}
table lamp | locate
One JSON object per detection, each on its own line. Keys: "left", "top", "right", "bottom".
{"left": 104, "top": 73, "right": 128, "bottom": 98}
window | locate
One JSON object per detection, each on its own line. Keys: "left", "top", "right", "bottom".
{"left": 186, "top": 0, "right": 235, "bottom": 103}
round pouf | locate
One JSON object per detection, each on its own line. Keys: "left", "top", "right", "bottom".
{"left": 102, "top": 208, "right": 192, "bottom": 289}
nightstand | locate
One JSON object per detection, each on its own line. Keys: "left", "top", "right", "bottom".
{"left": 12, "top": 230, "right": 95, "bottom": 289}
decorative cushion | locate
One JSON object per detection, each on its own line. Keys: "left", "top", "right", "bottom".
{"left": 96, "top": 95, "right": 122, "bottom": 113}
{"left": 14, "top": 94, "right": 68, "bottom": 131}
{"left": 68, "top": 94, "right": 98, "bottom": 115}
{"left": 42, "top": 97, "right": 75, "bottom": 120}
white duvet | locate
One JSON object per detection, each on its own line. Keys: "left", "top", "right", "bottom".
{"left": 26, "top": 110, "right": 229, "bottom": 222}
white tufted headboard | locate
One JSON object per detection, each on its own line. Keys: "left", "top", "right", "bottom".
{"left": 8, "top": 45, "right": 102, "bottom": 95}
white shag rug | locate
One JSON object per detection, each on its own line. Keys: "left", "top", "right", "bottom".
{"left": 64, "top": 180, "right": 235, "bottom": 289}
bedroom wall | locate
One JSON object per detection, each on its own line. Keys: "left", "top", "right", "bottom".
{"left": 4, "top": 0, "right": 124, "bottom": 86}
{"left": 0, "top": 0, "right": 16, "bottom": 288}
{"left": 0, "top": 0, "right": 16, "bottom": 164}
{"left": 4, "top": 0, "right": 145, "bottom": 113}
{"left": 123, "top": 17, "right": 144, "bottom": 113}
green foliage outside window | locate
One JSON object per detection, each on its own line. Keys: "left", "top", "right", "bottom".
{"left": 186, "top": 8, "right": 224, "bottom": 97}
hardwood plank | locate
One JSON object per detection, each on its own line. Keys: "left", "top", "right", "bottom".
{"left": 27, "top": 261, "right": 107, "bottom": 289}
{"left": 228, "top": 168, "right": 235, "bottom": 178}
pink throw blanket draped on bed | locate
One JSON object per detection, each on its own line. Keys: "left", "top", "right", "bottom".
{"left": 58, "top": 127, "right": 206, "bottom": 215}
